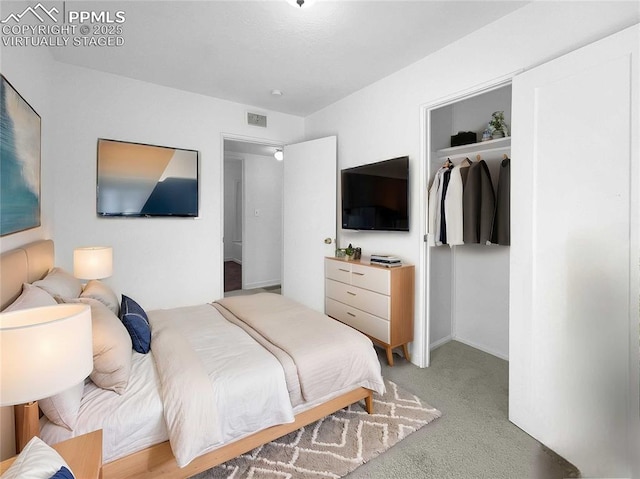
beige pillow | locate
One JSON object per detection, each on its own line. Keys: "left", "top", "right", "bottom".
{"left": 85, "top": 298, "right": 132, "bottom": 394}
{"left": 38, "top": 382, "right": 84, "bottom": 431}
{"left": 81, "top": 280, "right": 119, "bottom": 315}
{"left": 2, "top": 283, "right": 57, "bottom": 311}
{"left": 62, "top": 297, "right": 132, "bottom": 394}
{"left": 32, "top": 267, "right": 82, "bottom": 299}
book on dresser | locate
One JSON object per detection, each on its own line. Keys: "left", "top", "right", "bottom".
{"left": 324, "top": 257, "right": 414, "bottom": 366}
{"left": 370, "top": 254, "right": 402, "bottom": 267}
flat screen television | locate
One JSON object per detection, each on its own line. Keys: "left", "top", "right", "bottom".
{"left": 341, "top": 156, "right": 409, "bottom": 231}
{"left": 96, "top": 138, "right": 199, "bottom": 217}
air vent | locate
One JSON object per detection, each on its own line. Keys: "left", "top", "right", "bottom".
{"left": 247, "top": 112, "right": 267, "bottom": 128}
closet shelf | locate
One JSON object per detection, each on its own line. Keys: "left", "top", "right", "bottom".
{"left": 435, "top": 137, "right": 511, "bottom": 159}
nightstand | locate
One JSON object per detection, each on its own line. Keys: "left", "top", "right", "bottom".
{"left": 0, "top": 429, "right": 103, "bottom": 479}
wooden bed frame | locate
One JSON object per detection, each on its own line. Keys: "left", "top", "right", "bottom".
{"left": 1, "top": 240, "right": 375, "bottom": 479}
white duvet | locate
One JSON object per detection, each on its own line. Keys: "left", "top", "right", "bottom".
{"left": 40, "top": 297, "right": 383, "bottom": 469}
{"left": 40, "top": 351, "right": 168, "bottom": 463}
{"left": 41, "top": 304, "right": 295, "bottom": 466}
{"left": 149, "top": 305, "right": 294, "bottom": 467}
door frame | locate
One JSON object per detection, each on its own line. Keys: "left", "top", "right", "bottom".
{"left": 417, "top": 72, "right": 519, "bottom": 368}
{"left": 220, "top": 133, "right": 285, "bottom": 298}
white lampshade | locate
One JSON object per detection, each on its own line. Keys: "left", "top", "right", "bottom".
{"left": 0, "top": 304, "right": 93, "bottom": 406}
{"left": 74, "top": 246, "right": 113, "bottom": 280}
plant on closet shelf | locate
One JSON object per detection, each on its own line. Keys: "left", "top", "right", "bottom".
{"left": 488, "top": 110, "right": 509, "bottom": 138}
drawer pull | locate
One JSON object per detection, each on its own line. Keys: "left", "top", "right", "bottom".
{"left": 347, "top": 291, "right": 356, "bottom": 296}
{"left": 338, "top": 268, "right": 350, "bottom": 273}
{"left": 347, "top": 312, "right": 356, "bottom": 317}
{"left": 353, "top": 272, "right": 365, "bottom": 276}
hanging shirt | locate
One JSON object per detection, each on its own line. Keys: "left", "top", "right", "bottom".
{"left": 439, "top": 168, "right": 452, "bottom": 245}
{"left": 444, "top": 164, "right": 465, "bottom": 246}
{"left": 427, "top": 167, "right": 446, "bottom": 246}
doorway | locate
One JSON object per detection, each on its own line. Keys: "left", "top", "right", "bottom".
{"left": 223, "top": 138, "right": 284, "bottom": 296}
{"left": 420, "top": 79, "right": 512, "bottom": 367}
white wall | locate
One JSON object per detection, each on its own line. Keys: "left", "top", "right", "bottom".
{"left": 0, "top": 44, "right": 57, "bottom": 461}
{"left": 305, "top": 0, "right": 639, "bottom": 367}
{"left": 48, "top": 63, "right": 303, "bottom": 309}
{"left": 224, "top": 158, "right": 243, "bottom": 262}
{"left": 243, "top": 153, "right": 283, "bottom": 289}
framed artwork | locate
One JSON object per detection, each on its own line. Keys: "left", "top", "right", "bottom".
{"left": 0, "top": 75, "right": 41, "bottom": 236}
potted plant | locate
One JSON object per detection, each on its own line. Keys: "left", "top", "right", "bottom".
{"left": 488, "top": 111, "right": 509, "bottom": 138}
{"left": 344, "top": 244, "right": 355, "bottom": 261}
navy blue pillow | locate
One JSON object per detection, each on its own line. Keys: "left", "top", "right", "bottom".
{"left": 120, "top": 295, "right": 151, "bottom": 354}
{"left": 49, "top": 466, "right": 74, "bottom": 479}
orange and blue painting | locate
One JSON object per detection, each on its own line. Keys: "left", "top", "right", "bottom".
{"left": 0, "top": 75, "right": 41, "bottom": 236}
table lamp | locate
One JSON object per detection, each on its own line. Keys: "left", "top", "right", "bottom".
{"left": 0, "top": 304, "right": 93, "bottom": 451}
{"left": 73, "top": 246, "right": 113, "bottom": 280}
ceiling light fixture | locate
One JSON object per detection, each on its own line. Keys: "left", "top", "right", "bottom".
{"left": 286, "top": 0, "right": 316, "bottom": 8}
{"left": 274, "top": 149, "right": 284, "bottom": 161}
{"left": 271, "top": 89, "right": 283, "bottom": 97}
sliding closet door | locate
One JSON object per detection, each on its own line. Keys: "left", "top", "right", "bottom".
{"left": 510, "top": 25, "right": 638, "bottom": 477}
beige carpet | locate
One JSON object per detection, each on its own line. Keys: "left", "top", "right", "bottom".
{"left": 191, "top": 380, "right": 441, "bottom": 479}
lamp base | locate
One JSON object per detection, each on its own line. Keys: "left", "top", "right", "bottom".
{"left": 14, "top": 402, "right": 40, "bottom": 452}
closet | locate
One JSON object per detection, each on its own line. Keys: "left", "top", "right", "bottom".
{"left": 419, "top": 26, "right": 637, "bottom": 476}
{"left": 426, "top": 83, "right": 511, "bottom": 361}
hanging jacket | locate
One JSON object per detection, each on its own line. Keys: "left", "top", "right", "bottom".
{"left": 491, "top": 157, "right": 510, "bottom": 245}
{"left": 463, "top": 160, "right": 495, "bottom": 244}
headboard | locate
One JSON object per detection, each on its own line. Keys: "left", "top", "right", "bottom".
{"left": 0, "top": 240, "right": 54, "bottom": 310}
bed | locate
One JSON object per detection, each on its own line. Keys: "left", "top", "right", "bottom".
{"left": 0, "top": 240, "right": 385, "bottom": 479}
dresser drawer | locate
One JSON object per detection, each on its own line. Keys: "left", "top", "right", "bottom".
{"left": 325, "top": 259, "right": 352, "bottom": 283}
{"left": 325, "top": 279, "right": 390, "bottom": 319}
{"left": 350, "top": 263, "right": 390, "bottom": 295}
{"left": 326, "top": 298, "right": 390, "bottom": 343}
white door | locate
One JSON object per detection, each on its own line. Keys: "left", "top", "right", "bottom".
{"left": 282, "top": 136, "right": 337, "bottom": 311}
{"left": 510, "top": 25, "right": 638, "bottom": 477}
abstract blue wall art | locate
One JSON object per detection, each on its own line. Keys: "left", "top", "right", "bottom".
{"left": 1, "top": 75, "right": 41, "bottom": 236}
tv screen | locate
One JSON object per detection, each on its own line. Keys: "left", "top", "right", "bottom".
{"left": 341, "top": 156, "right": 409, "bottom": 231}
{"left": 97, "top": 139, "right": 199, "bottom": 217}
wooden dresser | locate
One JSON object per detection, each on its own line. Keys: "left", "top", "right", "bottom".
{"left": 324, "top": 257, "right": 414, "bottom": 366}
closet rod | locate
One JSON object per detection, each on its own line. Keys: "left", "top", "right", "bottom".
{"left": 435, "top": 145, "right": 510, "bottom": 162}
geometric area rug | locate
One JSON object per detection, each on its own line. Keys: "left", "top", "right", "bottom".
{"left": 191, "top": 379, "right": 442, "bottom": 479}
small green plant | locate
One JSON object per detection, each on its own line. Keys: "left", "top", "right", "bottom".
{"left": 344, "top": 244, "right": 355, "bottom": 257}
{"left": 489, "top": 111, "right": 508, "bottom": 136}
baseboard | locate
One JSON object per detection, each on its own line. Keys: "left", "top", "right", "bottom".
{"left": 429, "top": 335, "right": 509, "bottom": 361}
{"left": 430, "top": 335, "right": 452, "bottom": 350}
{"left": 243, "top": 279, "right": 280, "bottom": 290}
{"left": 453, "top": 336, "right": 509, "bottom": 361}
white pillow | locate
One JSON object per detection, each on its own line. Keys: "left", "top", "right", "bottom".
{"left": 2, "top": 283, "right": 57, "bottom": 312}
{"left": 32, "top": 268, "right": 82, "bottom": 299}
{"left": 38, "top": 382, "right": 84, "bottom": 431}
{"left": 1, "top": 436, "right": 74, "bottom": 479}
{"left": 80, "top": 280, "right": 119, "bottom": 315}
{"left": 68, "top": 297, "right": 132, "bottom": 394}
